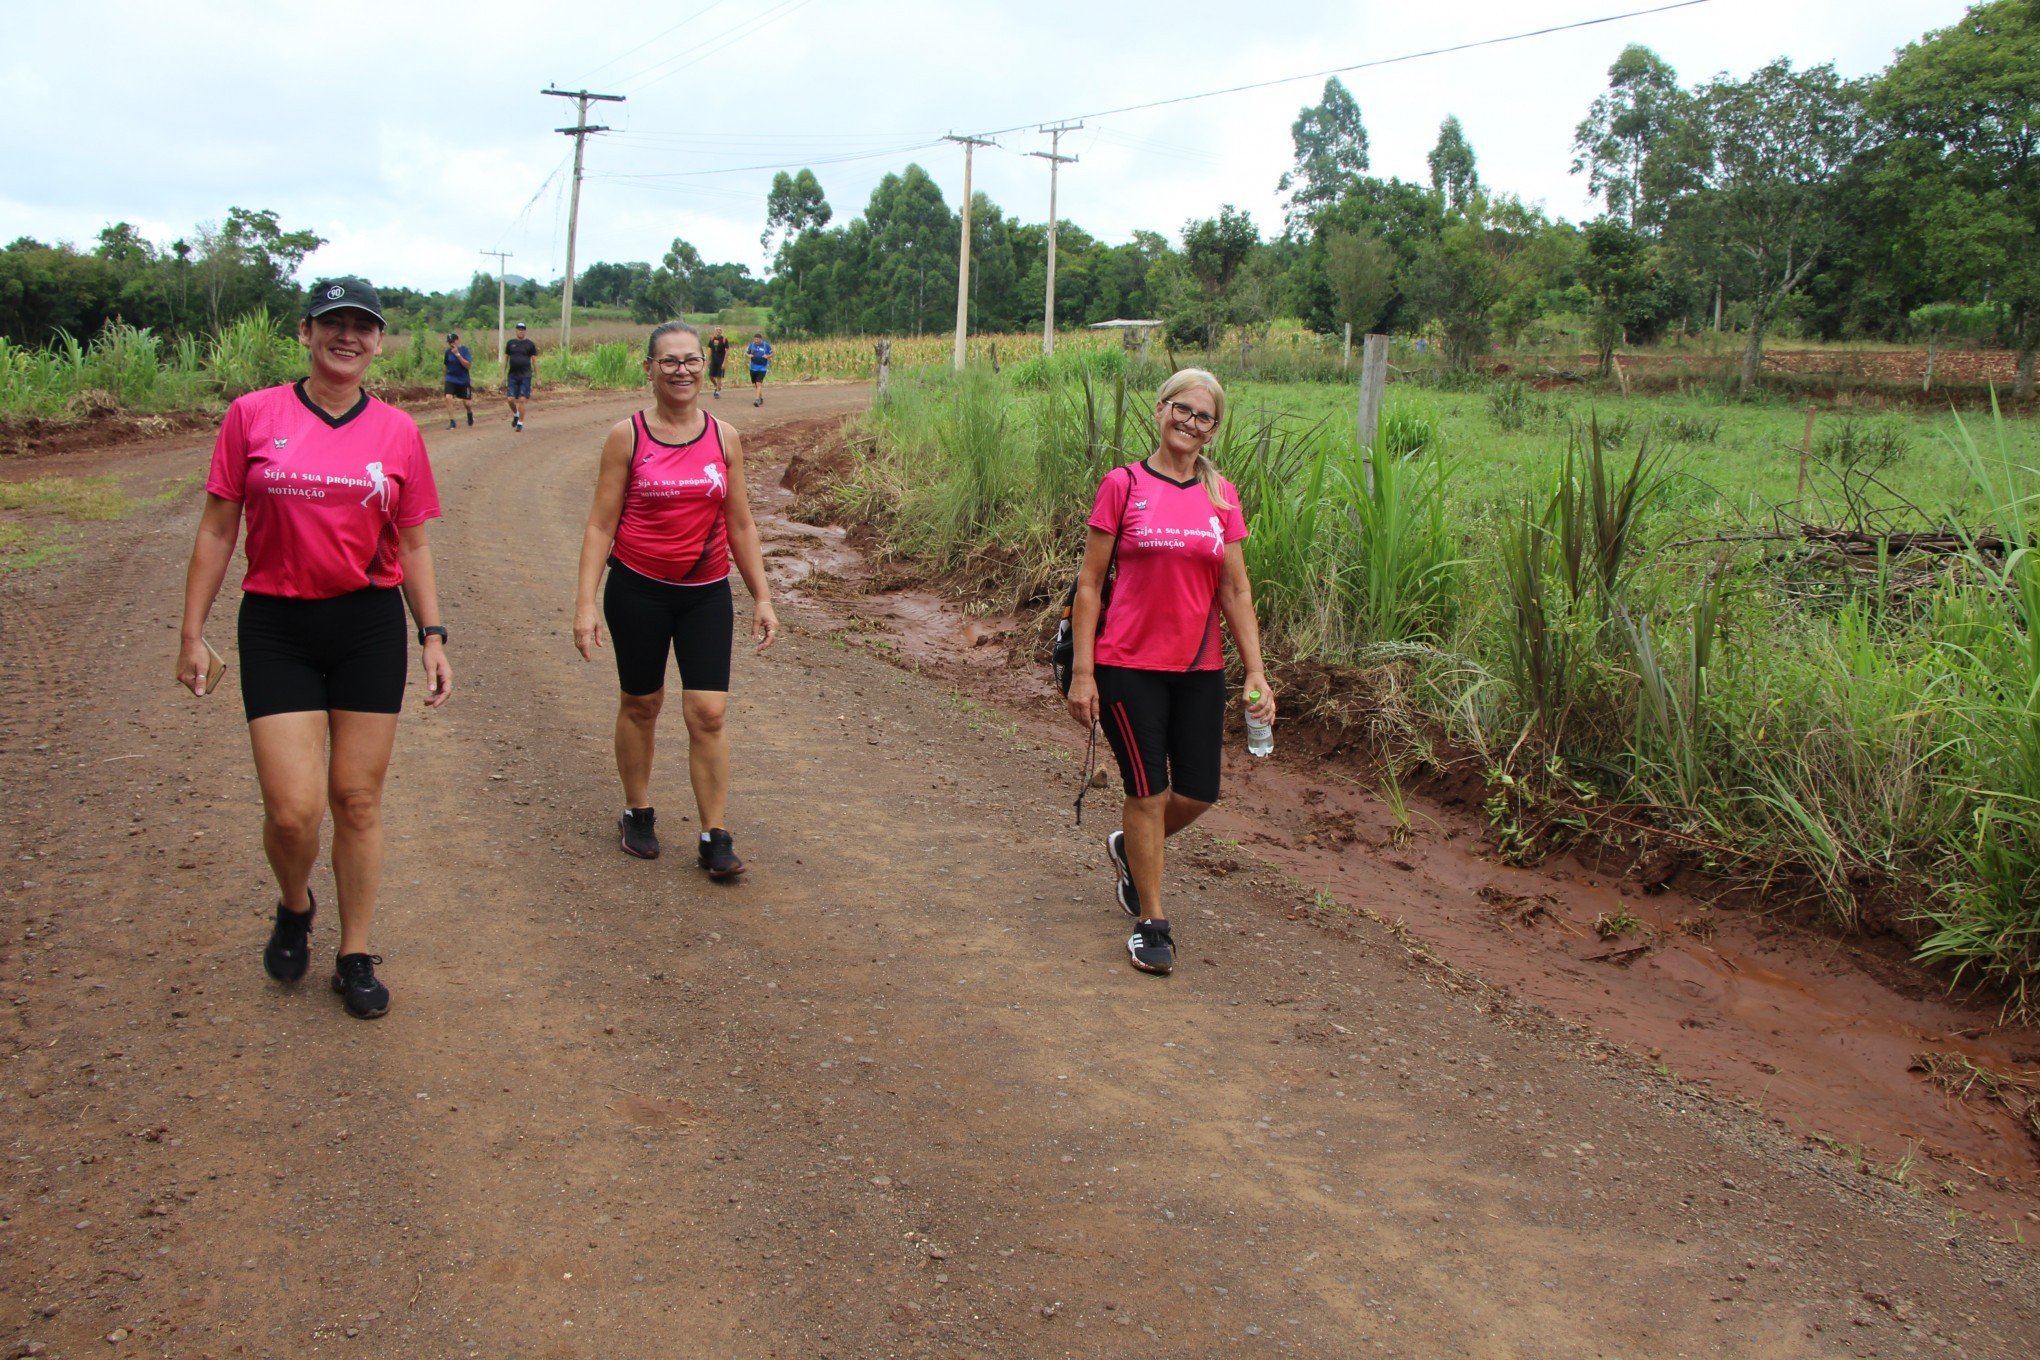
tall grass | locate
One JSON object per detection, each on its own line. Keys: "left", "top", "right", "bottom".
{"left": 842, "top": 364, "right": 2040, "bottom": 1011}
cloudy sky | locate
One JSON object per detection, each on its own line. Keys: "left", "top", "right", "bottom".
{"left": 5, "top": 0, "right": 1971, "bottom": 294}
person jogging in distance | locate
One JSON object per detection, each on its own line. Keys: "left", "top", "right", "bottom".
{"left": 443, "top": 331, "right": 474, "bottom": 429}
{"left": 706, "top": 326, "right": 730, "bottom": 400}
{"left": 572, "top": 320, "right": 779, "bottom": 878}
{"left": 745, "top": 331, "right": 772, "bottom": 407}
{"left": 177, "top": 276, "right": 453, "bottom": 1019}
{"left": 504, "top": 321, "right": 538, "bottom": 431}
{"left": 1065, "top": 368, "right": 1275, "bottom": 976}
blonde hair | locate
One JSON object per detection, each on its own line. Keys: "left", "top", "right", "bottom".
{"left": 1156, "top": 368, "right": 1233, "bottom": 511}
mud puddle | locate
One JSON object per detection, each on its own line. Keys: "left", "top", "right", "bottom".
{"left": 753, "top": 423, "right": 2040, "bottom": 1242}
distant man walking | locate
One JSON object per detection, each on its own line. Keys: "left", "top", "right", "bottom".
{"left": 443, "top": 332, "right": 473, "bottom": 429}
{"left": 746, "top": 331, "right": 773, "bottom": 407}
{"left": 706, "top": 326, "right": 730, "bottom": 400}
{"left": 504, "top": 321, "right": 538, "bottom": 431}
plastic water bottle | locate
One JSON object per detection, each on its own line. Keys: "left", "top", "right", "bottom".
{"left": 1245, "top": 689, "right": 1274, "bottom": 758}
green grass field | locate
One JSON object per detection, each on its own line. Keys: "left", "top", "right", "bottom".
{"left": 842, "top": 356, "right": 2040, "bottom": 1011}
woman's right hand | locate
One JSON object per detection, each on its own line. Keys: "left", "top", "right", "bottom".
{"left": 1066, "top": 672, "right": 1099, "bottom": 727}
{"left": 573, "top": 605, "right": 603, "bottom": 661}
{"left": 177, "top": 637, "right": 213, "bottom": 697}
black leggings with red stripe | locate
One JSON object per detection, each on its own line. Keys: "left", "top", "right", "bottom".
{"left": 1095, "top": 664, "right": 1227, "bottom": 804}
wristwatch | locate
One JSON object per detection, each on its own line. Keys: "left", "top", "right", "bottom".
{"left": 418, "top": 625, "right": 449, "bottom": 646}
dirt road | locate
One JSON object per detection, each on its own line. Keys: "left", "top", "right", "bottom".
{"left": 4, "top": 384, "right": 2037, "bottom": 1358}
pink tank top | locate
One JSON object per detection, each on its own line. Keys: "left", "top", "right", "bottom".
{"left": 611, "top": 411, "right": 731, "bottom": 585}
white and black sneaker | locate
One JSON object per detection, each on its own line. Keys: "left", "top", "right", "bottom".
{"left": 619, "top": 807, "right": 660, "bottom": 859}
{"left": 1127, "top": 919, "right": 1175, "bottom": 976}
{"left": 1106, "top": 830, "right": 1139, "bottom": 918}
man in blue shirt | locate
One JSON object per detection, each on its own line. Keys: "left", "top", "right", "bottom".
{"left": 746, "top": 332, "right": 773, "bottom": 407}
{"left": 443, "top": 332, "right": 474, "bottom": 429}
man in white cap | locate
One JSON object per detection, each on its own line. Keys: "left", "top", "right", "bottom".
{"left": 504, "top": 321, "right": 539, "bottom": 431}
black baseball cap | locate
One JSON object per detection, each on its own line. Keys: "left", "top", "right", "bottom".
{"left": 446, "top": 331, "right": 459, "bottom": 341}
{"left": 514, "top": 321, "right": 528, "bottom": 330}
{"left": 305, "top": 277, "right": 384, "bottom": 324}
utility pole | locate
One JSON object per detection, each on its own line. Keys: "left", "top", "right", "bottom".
{"left": 541, "top": 86, "right": 624, "bottom": 353}
{"left": 945, "top": 133, "right": 994, "bottom": 371}
{"left": 480, "top": 250, "right": 512, "bottom": 365}
{"left": 1030, "top": 122, "right": 1080, "bottom": 357}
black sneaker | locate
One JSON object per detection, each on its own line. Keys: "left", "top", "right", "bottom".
{"left": 330, "top": 953, "right": 389, "bottom": 1019}
{"left": 1106, "top": 831, "right": 1139, "bottom": 918}
{"left": 619, "top": 808, "right": 660, "bottom": 859}
{"left": 699, "top": 828, "right": 745, "bottom": 879}
{"left": 1127, "top": 920, "right": 1175, "bottom": 976}
{"left": 262, "top": 892, "right": 315, "bottom": 983}
{"left": 446, "top": 419, "right": 456, "bottom": 429}
{"left": 466, "top": 409, "right": 474, "bottom": 426}
{"left": 513, "top": 416, "right": 523, "bottom": 431}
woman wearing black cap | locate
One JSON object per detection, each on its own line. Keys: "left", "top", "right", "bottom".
{"left": 176, "top": 277, "right": 454, "bottom": 1020}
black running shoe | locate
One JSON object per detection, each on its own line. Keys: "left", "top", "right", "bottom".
{"left": 1106, "top": 830, "right": 1139, "bottom": 918}
{"left": 699, "top": 828, "right": 745, "bottom": 879}
{"left": 466, "top": 409, "right": 474, "bottom": 426}
{"left": 619, "top": 808, "right": 660, "bottom": 859}
{"left": 1127, "top": 920, "right": 1175, "bottom": 976}
{"left": 262, "top": 892, "right": 315, "bottom": 983}
{"left": 330, "top": 953, "right": 389, "bottom": 1019}
{"left": 513, "top": 416, "right": 523, "bottom": 431}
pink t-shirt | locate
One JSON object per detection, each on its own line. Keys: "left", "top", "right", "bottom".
{"left": 612, "top": 411, "right": 731, "bottom": 586}
{"left": 205, "top": 382, "right": 441, "bottom": 600}
{"left": 1087, "top": 460, "right": 1249, "bottom": 671}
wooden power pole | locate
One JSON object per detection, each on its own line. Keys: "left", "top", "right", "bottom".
{"left": 480, "top": 250, "right": 512, "bottom": 365}
{"left": 945, "top": 133, "right": 994, "bottom": 371}
{"left": 541, "top": 86, "right": 624, "bottom": 354}
{"left": 1030, "top": 122, "right": 1080, "bottom": 357}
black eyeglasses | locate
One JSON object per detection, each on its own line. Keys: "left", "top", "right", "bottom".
{"left": 1162, "top": 399, "right": 1217, "bottom": 432}
{"left": 654, "top": 355, "right": 705, "bottom": 372}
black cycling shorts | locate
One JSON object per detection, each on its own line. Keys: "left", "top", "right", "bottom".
{"left": 604, "top": 560, "right": 734, "bottom": 696}
{"left": 443, "top": 381, "right": 471, "bottom": 399}
{"left": 238, "top": 587, "right": 407, "bottom": 721}
{"left": 1095, "top": 664, "right": 1227, "bottom": 804}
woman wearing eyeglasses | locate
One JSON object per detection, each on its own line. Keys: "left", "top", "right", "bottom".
{"left": 1064, "top": 369, "right": 1276, "bottom": 976}
{"left": 573, "top": 320, "right": 778, "bottom": 877}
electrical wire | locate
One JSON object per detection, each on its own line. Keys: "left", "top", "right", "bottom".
{"left": 968, "top": 0, "right": 1715, "bottom": 139}
{"left": 618, "top": 0, "right": 817, "bottom": 96}
{"left": 577, "top": 0, "right": 732, "bottom": 84}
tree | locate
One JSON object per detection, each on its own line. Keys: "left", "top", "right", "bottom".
{"left": 1427, "top": 116, "right": 1479, "bottom": 212}
{"left": 1869, "top": 0, "right": 2040, "bottom": 400}
{"left": 762, "top": 169, "right": 832, "bottom": 253}
{"left": 1321, "top": 229, "right": 1396, "bottom": 337}
{"left": 1278, "top": 78, "right": 1369, "bottom": 230}
{"left": 1664, "top": 60, "right": 1870, "bottom": 393}
{"left": 1572, "top": 45, "right": 1685, "bottom": 233}
{"left": 1578, "top": 219, "right": 1671, "bottom": 375}
{"left": 1178, "top": 206, "right": 1262, "bottom": 349}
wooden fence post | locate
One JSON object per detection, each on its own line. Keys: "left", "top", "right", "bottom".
{"left": 1343, "top": 322, "right": 1353, "bottom": 371}
{"left": 875, "top": 340, "right": 892, "bottom": 399}
{"left": 1357, "top": 333, "right": 1389, "bottom": 495}
{"left": 1797, "top": 405, "right": 1817, "bottom": 502}
{"left": 989, "top": 341, "right": 999, "bottom": 374}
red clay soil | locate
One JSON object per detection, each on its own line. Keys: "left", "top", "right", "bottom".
{"left": 3, "top": 384, "right": 2037, "bottom": 1358}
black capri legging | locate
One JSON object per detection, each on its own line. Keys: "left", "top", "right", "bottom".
{"left": 1095, "top": 664, "right": 1228, "bottom": 805}
{"left": 238, "top": 587, "right": 407, "bottom": 721}
{"left": 603, "top": 560, "right": 734, "bottom": 696}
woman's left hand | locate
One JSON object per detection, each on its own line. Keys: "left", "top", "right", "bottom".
{"left": 421, "top": 640, "right": 454, "bottom": 708}
{"left": 1244, "top": 670, "right": 1275, "bottom": 725}
{"left": 753, "top": 600, "right": 779, "bottom": 652}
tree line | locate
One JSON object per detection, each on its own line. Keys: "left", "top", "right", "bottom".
{"left": 759, "top": 1, "right": 2035, "bottom": 397}
{"left": 3, "top": 3, "right": 2030, "bottom": 397}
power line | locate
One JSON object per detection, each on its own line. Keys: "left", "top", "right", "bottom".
{"left": 618, "top": 0, "right": 817, "bottom": 96}
{"left": 579, "top": 0, "right": 732, "bottom": 83}
{"left": 969, "top": 0, "right": 1715, "bottom": 139}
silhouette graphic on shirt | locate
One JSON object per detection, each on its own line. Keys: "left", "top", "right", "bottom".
{"left": 705, "top": 462, "right": 727, "bottom": 499}
{"left": 361, "top": 461, "right": 391, "bottom": 510}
